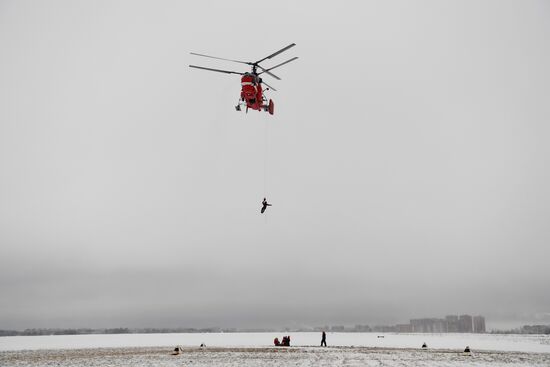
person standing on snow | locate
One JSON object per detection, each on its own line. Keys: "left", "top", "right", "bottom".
{"left": 321, "top": 331, "right": 327, "bottom": 347}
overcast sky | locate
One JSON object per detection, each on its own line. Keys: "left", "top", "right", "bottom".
{"left": 1, "top": 0, "right": 549, "bottom": 331}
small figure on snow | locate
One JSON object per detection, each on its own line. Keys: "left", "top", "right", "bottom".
{"left": 281, "top": 335, "right": 291, "bottom": 346}
{"left": 321, "top": 331, "right": 327, "bottom": 347}
{"left": 261, "top": 198, "right": 272, "bottom": 214}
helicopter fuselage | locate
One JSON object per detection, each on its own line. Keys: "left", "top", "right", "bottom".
{"left": 240, "top": 73, "right": 266, "bottom": 112}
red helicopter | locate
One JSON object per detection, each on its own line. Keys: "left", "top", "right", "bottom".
{"left": 189, "top": 43, "right": 298, "bottom": 115}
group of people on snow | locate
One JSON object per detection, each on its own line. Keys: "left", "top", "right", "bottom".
{"left": 273, "top": 335, "right": 291, "bottom": 346}
{"left": 273, "top": 332, "right": 327, "bottom": 347}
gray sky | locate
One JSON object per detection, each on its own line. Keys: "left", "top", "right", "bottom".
{"left": 1, "top": 0, "right": 549, "bottom": 330}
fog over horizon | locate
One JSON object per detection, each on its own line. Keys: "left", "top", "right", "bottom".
{"left": 1, "top": 0, "right": 550, "bottom": 332}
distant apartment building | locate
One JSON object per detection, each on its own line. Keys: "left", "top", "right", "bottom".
{"left": 410, "top": 318, "right": 446, "bottom": 333}
{"left": 410, "top": 319, "right": 424, "bottom": 333}
{"left": 405, "top": 314, "right": 484, "bottom": 333}
{"left": 396, "top": 324, "right": 412, "bottom": 333}
{"left": 459, "top": 314, "right": 473, "bottom": 332}
{"left": 473, "top": 316, "right": 486, "bottom": 333}
{"left": 372, "top": 325, "right": 397, "bottom": 332}
{"left": 364, "top": 313, "right": 485, "bottom": 334}
{"left": 445, "top": 315, "right": 459, "bottom": 332}
{"left": 353, "top": 324, "right": 371, "bottom": 332}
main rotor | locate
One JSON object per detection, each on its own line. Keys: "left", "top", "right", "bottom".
{"left": 189, "top": 43, "right": 298, "bottom": 88}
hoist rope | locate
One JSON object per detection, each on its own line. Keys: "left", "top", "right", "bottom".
{"left": 263, "top": 118, "right": 269, "bottom": 197}
{"left": 263, "top": 118, "right": 269, "bottom": 223}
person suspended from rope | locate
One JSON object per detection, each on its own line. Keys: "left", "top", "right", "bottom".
{"left": 261, "top": 197, "right": 272, "bottom": 214}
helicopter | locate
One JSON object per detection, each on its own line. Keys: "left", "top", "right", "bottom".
{"left": 189, "top": 43, "right": 298, "bottom": 115}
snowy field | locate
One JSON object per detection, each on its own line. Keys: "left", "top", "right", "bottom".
{"left": 1, "top": 332, "right": 549, "bottom": 367}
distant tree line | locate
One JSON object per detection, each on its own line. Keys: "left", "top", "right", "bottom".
{"left": 0, "top": 327, "right": 237, "bottom": 337}
{"left": 490, "top": 325, "right": 550, "bottom": 335}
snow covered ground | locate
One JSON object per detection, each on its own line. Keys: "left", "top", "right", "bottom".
{"left": 1, "top": 345, "right": 550, "bottom": 367}
{"left": 1, "top": 332, "right": 549, "bottom": 353}
{"left": 1, "top": 332, "right": 549, "bottom": 366}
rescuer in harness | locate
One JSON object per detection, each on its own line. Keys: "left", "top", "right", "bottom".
{"left": 261, "top": 198, "right": 272, "bottom": 214}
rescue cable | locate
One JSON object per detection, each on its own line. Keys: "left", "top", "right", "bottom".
{"left": 264, "top": 118, "right": 269, "bottom": 197}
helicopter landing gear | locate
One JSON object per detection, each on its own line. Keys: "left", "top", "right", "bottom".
{"left": 235, "top": 98, "right": 244, "bottom": 111}
{"left": 260, "top": 99, "right": 274, "bottom": 115}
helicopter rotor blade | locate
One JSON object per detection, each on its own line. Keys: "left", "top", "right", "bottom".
{"left": 254, "top": 43, "right": 296, "bottom": 65}
{"left": 189, "top": 65, "right": 245, "bottom": 75}
{"left": 259, "top": 57, "right": 299, "bottom": 77}
{"left": 261, "top": 81, "right": 277, "bottom": 91}
{"left": 190, "top": 52, "right": 251, "bottom": 65}
{"left": 257, "top": 66, "right": 281, "bottom": 80}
